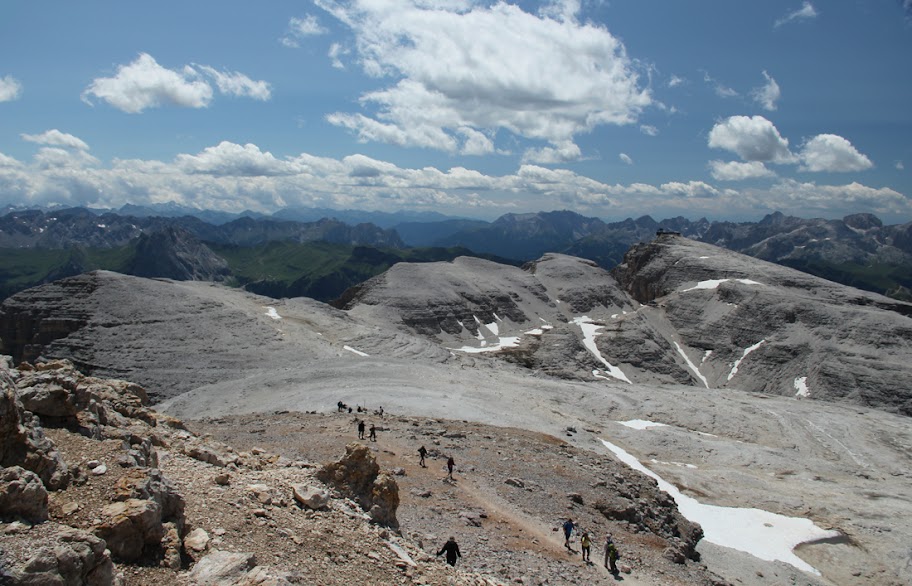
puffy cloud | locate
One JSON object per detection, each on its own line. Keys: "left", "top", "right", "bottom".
{"left": 82, "top": 53, "right": 213, "bottom": 113}
{"left": 799, "top": 134, "right": 873, "bottom": 173}
{"left": 897, "top": 161, "right": 905, "bottom": 170}
{"left": 197, "top": 66, "right": 271, "bottom": 101}
{"left": 82, "top": 53, "right": 270, "bottom": 113}
{"left": 522, "top": 142, "right": 582, "bottom": 164}
{"left": 659, "top": 181, "right": 721, "bottom": 198}
{"left": 775, "top": 2, "right": 818, "bottom": 28}
{"left": 709, "top": 160, "right": 776, "bottom": 181}
{"left": 175, "top": 142, "right": 297, "bottom": 176}
{"left": 619, "top": 153, "right": 633, "bottom": 165}
{"left": 318, "top": 0, "right": 651, "bottom": 158}
{"left": 0, "top": 75, "right": 23, "bottom": 102}
{"left": 21, "top": 129, "right": 89, "bottom": 151}
{"left": 708, "top": 115, "right": 795, "bottom": 164}
{"left": 281, "top": 15, "right": 327, "bottom": 47}
{"left": 33, "top": 147, "right": 100, "bottom": 170}
{"left": 752, "top": 71, "right": 780, "bottom": 111}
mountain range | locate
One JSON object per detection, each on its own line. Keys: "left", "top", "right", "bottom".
{"left": 1, "top": 207, "right": 911, "bottom": 305}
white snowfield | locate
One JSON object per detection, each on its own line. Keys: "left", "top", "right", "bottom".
{"left": 600, "top": 433, "right": 839, "bottom": 575}
{"left": 265, "top": 307, "right": 282, "bottom": 320}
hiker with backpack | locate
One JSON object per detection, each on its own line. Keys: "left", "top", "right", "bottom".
{"left": 604, "top": 533, "right": 620, "bottom": 574}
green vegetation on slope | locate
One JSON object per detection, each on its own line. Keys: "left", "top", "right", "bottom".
{"left": 0, "top": 246, "right": 134, "bottom": 299}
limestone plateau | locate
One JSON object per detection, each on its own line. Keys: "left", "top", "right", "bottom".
{"left": 2, "top": 234, "right": 912, "bottom": 586}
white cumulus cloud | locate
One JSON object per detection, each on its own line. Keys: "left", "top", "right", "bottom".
{"left": 318, "top": 0, "right": 651, "bottom": 158}
{"left": 799, "top": 134, "right": 873, "bottom": 173}
{"left": 175, "top": 142, "right": 297, "bottom": 176}
{"left": 619, "top": 153, "right": 633, "bottom": 165}
{"left": 709, "top": 160, "right": 776, "bottom": 181}
{"left": 708, "top": 115, "right": 795, "bottom": 164}
{"left": 82, "top": 53, "right": 270, "bottom": 113}
{"left": 752, "top": 71, "right": 781, "bottom": 111}
{"left": 0, "top": 75, "right": 23, "bottom": 102}
{"left": 21, "top": 129, "right": 90, "bottom": 151}
{"left": 82, "top": 53, "right": 213, "bottom": 113}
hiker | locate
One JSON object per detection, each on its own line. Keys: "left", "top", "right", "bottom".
{"left": 562, "top": 518, "right": 575, "bottom": 550}
{"left": 379, "top": 406, "right": 384, "bottom": 418}
{"left": 369, "top": 423, "right": 377, "bottom": 442}
{"left": 436, "top": 536, "right": 461, "bottom": 567}
{"left": 418, "top": 445, "right": 428, "bottom": 468}
{"left": 357, "top": 420, "right": 365, "bottom": 440}
{"left": 337, "top": 401, "right": 344, "bottom": 413}
{"left": 604, "top": 533, "right": 620, "bottom": 574}
{"left": 446, "top": 456, "right": 455, "bottom": 479}
{"left": 580, "top": 531, "right": 591, "bottom": 562}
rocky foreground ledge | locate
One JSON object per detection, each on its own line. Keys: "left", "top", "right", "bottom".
{"left": 0, "top": 358, "right": 722, "bottom": 585}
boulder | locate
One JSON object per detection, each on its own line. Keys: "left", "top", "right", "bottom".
{"left": 291, "top": 485, "right": 329, "bottom": 510}
{"left": 184, "top": 527, "right": 211, "bottom": 553}
{"left": 187, "top": 550, "right": 290, "bottom": 586}
{"left": 369, "top": 474, "right": 399, "bottom": 529}
{"left": 0, "top": 466, "right": 49, "bottom": 522}
{"left": 113, "top": 468, "right": 185, "bottom": 532}
{"left": 317, "top": 443, "right": 399, "bottom": 528}
{"left": 93, "top": 498, "right": 164, "bottom": 561}
{"left": 9, "top": 526, "right": 115, "bottom": 586}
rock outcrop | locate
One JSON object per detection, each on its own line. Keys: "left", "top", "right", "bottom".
{"left": 317, "top": 443, "right": 400, "bottom": 529}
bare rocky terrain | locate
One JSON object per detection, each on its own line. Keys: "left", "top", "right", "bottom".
{"left": 2, "top": 235, "right": 912, "bottom": 585}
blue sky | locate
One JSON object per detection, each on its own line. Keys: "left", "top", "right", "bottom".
{"left": 1, "top": 0, "right": 911, "bottom": 222}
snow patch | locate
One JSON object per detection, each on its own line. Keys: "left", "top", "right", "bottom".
{"left": 600, "top": 439, "right": 838, "bottom": 575}
{"left": 682, "top": 278, "right": 762, "bottom": 292}
{"left": 450, "top": 337, "right": 521, "bottom": 354}
{"left": 674, "top": 342, "right": 709, "bottom": 388}
{"left": 618, "top": 419, "right": 668, "bottom": 430}
{"left": 794, "top": 376, "right": 810, "bottom": 398}
{"left": 572, "top": 316, "right": 631, "bottom": 384}
{"left": 650, "top": 458, "right": 698, "bottom": 469}
{"left": 728, "top": 340, "right": 766, "bottom": 381}
{"left": 343, "top": 345, "right": 369, "bottom": 357}
{"left": 265, "top": 307, "right": 282, "bottom": 320}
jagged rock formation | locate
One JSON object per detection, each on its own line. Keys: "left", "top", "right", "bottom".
{"left": 610, "top": 234, "right": 912, "bottom": 414}
{"left": 124, "top": 227, "right": 229, "bottom": 281}
{"left": 317, "top": 442, "right": 400, "bottom": 529}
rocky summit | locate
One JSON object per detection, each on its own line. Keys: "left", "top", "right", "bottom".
{"left": 1, "top": 235, "right": 912, "bottom": 585}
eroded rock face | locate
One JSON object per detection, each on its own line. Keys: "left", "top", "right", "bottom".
{"left": 594, "top": 472, "right": 703, "bottom": 561}
{"left": 10, "top": 527, "right": 115, "bottom": 586}
{"left": 0, "top": 466, "right": 49, "bottom": 523}
{"left": 0, "top": 365, "right": 69, "bottom": 490}
{"left": 317, "top": 443, "right": 399, "bottom": 529}
{"left": 93, "top": 498, "right": 164, "bottom": 562}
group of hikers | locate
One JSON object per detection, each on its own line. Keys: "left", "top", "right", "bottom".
{"left": 562, "top": 518, "right": 621, "bottom": 574}
{"left": 340, "top": 401, "right": 622, "bottom": 575}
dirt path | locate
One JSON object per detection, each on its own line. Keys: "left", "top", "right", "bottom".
{"left": 191, "top": 410, "right": 707, "bottom": 585}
